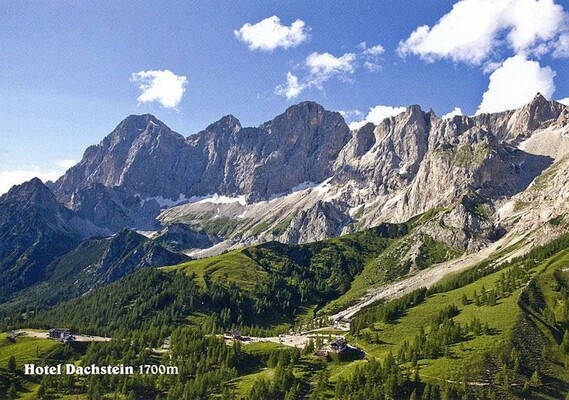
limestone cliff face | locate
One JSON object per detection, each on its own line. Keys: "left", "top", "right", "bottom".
{"left": 54, "top": 115, "right": 187, "bottom": 202}
{"left": 46, "top": 95, "right": 569, "bottom": 253}
{"left": 51, "top": 102, "right": 350, "bottom": 203}
{"left": 334, "top": 105, "right": 430, "bottom": 193}
{"left": 48, "top": 103, "right": 350, "bottom": 233}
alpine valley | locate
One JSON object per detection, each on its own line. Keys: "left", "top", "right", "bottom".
{"left": 2, "top": 94, "right": 569, "bottom": 399}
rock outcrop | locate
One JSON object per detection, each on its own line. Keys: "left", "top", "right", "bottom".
{"left": 40, "top": 95, "right": 569, "bottom": 254}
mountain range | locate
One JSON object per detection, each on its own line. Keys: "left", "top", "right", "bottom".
{"left": 1, "top": 93, "right": 568, "bottom": 302}
{"left": 2, "top": 93, "right": 569, "bottom": 399}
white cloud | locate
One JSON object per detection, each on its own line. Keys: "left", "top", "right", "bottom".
{"left": 0, "top": 159, "right": 81, "bottom": 195}
{"left": 130, "top": 70, "right": 187, "bottom": 109}
{"left": 275, "top": 72, "right": 304, "bottom": 100}
{"left": 0, "top": 167, "right": 60, "bottom": 195}
{"left": 338, "top": 109, "right": 364, "bottom": 126}
{"left": 476, "top": 55, "right": 556, "bottom": 114}
{"left": 234, "top": 16, "right": 309, "bottom": 52}
{"left": 557, "top": 97, "right": 569, "bottom": 105}
{"left": 306, "top": 52, "right": 357, "bottom": 77}
{"left": 553, "top": 33, "right": 569, "bottom": 58}
{"left": 482, "top": 60, "right": 503, "bottom": 74}
{"left": 441, "top": 107, "right": 463, "bottom": 119}
{"left": 360, "top": 43, "right": 384, "bottom": 72}
{"left": 55, "top": 159, "right": 76, "bottom": 170}
{"left": 398, "top": 0, "right": 567, "bottom": 65}
{"left": 363, "top": 61, "right": 382, "bottom": 72}
{"left": 276, "top": 51, "right": 358, "bottom": 99}
{"left": 348, "top": 105, "right": 407, "bottom": 130}
{"left": 362, "top": 44, "right": 385, "bottom": 56}
{"left": 338, "top": 109, "right": 364, "bottom": 119}
{"left": 275, "top": 43, "right": 385, "bottom": 99}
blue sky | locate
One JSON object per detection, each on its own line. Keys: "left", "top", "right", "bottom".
{"left": 1, "top": 0, "right": 568, "bottom": 194}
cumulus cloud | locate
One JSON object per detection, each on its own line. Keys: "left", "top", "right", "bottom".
{"left": 441, "top": 107, "right": 463, "bottom": 119}
{"left": 306, "top": 52, "right": 357, "bottom": 77}
{"left": 0, "top": 167, "right": 59, "bottom": 195}
{"left": 359, "top": 42, "right": 385, "bottom": 56}
{"left": 348, "top": 105, "right": 407, "bottom": 130}
{"left": 398, "top": 0, "right": 567, "bottom": 65}
{"left": 276, "top": 51, "right": 357, "bottom": 99}
{"left": 55, "top": 159, "right": 76, "bottom": 170}
{"left": 557, "top": 97, "right": 569, "bottom": 105}
{"left": 275, "top": 72, "right": 304, "bottom": 100}
{"left": 476, "top": 55, "right": 556, "bottom": 114}
{"left": 234, "top": 16, "right": 309, "bottom": 52}
{"left": 338, "top": 109, "right": 364, "bottom": 120}
{"left": 553, "top": 33, "right": 569, "bottom": 58}
{"left": 363, "top": 61, "right": 382, "bottom": 72}
{"left": 130, "top": 70, "right": 187, "bottom": 109}
{"left": 276, "top": 43, "right": 384, "bottom": 99}
{"left": 0, "top": 158, "right": 82, "bottom": 195}
{"left": 360, "top": 42, "right": 384, "bottom": 72}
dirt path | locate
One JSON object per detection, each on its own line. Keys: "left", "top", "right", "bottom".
{"left": 304, "top": 325, "right": 350, "bottom": 333}
{"left": 236, "top": 331, "right": 346, "bottom": 349}
{"left": 17, "top": 330, "right": 111, "bottom": 342}
{"left": 330, "top": 233, "right": 524, "bottom": 322}
{"left": 238, "top": 334, "right": 310, "bottom": 348}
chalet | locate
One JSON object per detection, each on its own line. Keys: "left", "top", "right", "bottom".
{"left": 334, "top": 316, "right": 353, "bottom": 325}
{"left": 229, "top": 329, "right": 242, "bottom": 340}
{"left": 330, "top": 337, "right": 348, "bottom": 353}
{"left": 49, "top": 328, "right": 72, "bottom": 342}
{"left": 163, "top": 336, "right": 171, "bottom": 350}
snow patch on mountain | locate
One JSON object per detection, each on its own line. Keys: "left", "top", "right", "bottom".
{"left": 196, "top": 194, "right": 247, "bottom": 206}
{"left": 139, "top": 193, "right": 248, "bottom": 208}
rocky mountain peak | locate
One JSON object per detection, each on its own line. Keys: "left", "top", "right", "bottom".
{"left": 205, "top": 114, "right": 242, "bottom": 135}
{"left": 525, "top": 92, "right": 560, "bottom": 120}
{"left": 111, "top": 114, "right": 165, "bottom": 140}
{"left": 505, "top": 93, "right": 566, "bottom": 133}
{"left": 262, "top": 101, "right": 330, "bottom": 131}
{"left": 121, "top": 113, "right": 160, "bottom": 126}
{"left": 406, "top": 104, "right": 423, "bottom": 114}
{"left": 41, "top": 96, "right": 569, "bottom": 251}
{"left": 532, "top": 92, "right": 546, "bottom": 102}
{"left": 288, "top": 101, "right": 325, "bottom": 114}
{"left": 0, "top": 178, "right": 60, "bottom": 213}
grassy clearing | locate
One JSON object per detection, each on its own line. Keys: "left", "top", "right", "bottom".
{"left": 0, "top": 334, "right": 60, "bottom": 365}
{"left": 327, "top": 359, "right": 367, "bottom": 383}
{"left": 351, "top": 265, "right": 522, "bottom": 359}
{"left": 0, "top": 334, "right": 63, "bottom": 399}
{"left": 235, "top": 368, "right": 275, "bottom": 397}
{"left": 161, "top": 249, "right": 267, "bottom": 290}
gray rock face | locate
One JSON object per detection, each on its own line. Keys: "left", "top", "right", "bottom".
{"left": 54, "top": 115, "right": 187, "bottom": 202}
{"left": 51, "top": 102, "right": 350, "bottom": 204}
{"left": 476, "top": 93, "right": 566, "bottom": 137}
{"left": 47, "top": 95, "right": 569, "bottom": 254}
{"left": 0, "top": 179, "right": 90, "bottom": 299}
{"left": 334, "top": 105, "right": 431, "bottom": 193}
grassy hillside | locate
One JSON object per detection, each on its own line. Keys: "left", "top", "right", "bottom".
{"left": 346, "top": 233, "right": 569, "bottom": 399}
{"left": 164, "top": 210, "right": 462, "bottom": 317}
{"left": 0, "top": 333, "right": 73, "bottom": 399}
{"left": 5, "top": 213, "right": 568, "bottom": 398}
{"left": 162, "top": 249, "right": 267, "bottom": 291}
